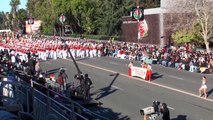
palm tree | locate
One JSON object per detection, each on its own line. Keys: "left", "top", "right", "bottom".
{"left": 10, "top": 0, "right": 20, "bottom": 30}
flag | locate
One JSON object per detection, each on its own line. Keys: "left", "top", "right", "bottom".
{"left": 138, "top": 20, "right": 148, "bottom": 39}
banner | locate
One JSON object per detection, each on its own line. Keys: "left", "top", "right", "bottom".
{"left": 138, "top": 20, "right": 148, "bottom": 39}
{"left": 131, "top": 66, "right": 147, "bottom": 79}
{"left": 26, "top": 20, "right": 42, "bottom": 34}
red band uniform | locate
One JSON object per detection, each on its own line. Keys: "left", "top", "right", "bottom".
{"left": 146, "top": 64, "right": 152, "bottom": 81}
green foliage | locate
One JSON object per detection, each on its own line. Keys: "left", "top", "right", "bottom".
{"left": 172, "top": 30, "right": 195, "bottom": 44}
{"left": 70, "top": 0, "right": 99, "bottom": 34}
{"left": 192, "top": 22, "right": 203, "bottom": 43}
{"left": 172, "top": 22, "right": 203, "bottom": 45}
{"left": 9, "top": 0, "right": 20, "bottom": 30}
{"left": 0, "top": 12, "right": 4, "bottom": 29}
{"left": 10, "top": 0, "right": 20, "bottom": 12}
{"left": 96, "top": 0, "right": 135, "bottom": 35}
{"left": 17, "top": 9, "right": 27, "bottom": 21}
{"left": 26, "top": 0, "right": 160, "bottom": 36}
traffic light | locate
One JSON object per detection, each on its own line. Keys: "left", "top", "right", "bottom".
{"left": 132, "top": 7, "right": 144, "bottom": 21}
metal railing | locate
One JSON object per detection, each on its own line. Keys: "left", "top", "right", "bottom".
{"left": 0, "top": 73, "right": 108, "bottom": 120}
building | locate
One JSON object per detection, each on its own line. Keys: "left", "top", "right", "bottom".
{"left": 121, "top": 0, "right": 209, "bottom": 47}
{"left": 122, "top": 8, "right": 162, "bottom": 46}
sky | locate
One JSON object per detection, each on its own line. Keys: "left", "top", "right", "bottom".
{"left": 0, "top": 0, "right": 27, "bottom": 13}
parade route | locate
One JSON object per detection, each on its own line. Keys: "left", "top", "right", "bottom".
{"left": 40, "top": 57, "right": 213, "bottom": 120}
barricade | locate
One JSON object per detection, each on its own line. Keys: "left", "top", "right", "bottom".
{"left": 0, "top": 76, "right": 108, "bottom": 120}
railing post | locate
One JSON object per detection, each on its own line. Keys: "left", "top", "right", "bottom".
{"left": 70, "top": 100, "right": 76, "bottom": 120}
{"left": 47, "top": 89, "right": 50, "bottom": 113}
{"left": 27, "top": 89, "right": 30, "bottom": 113}
{"left": 31, "top": 87, "right": 34, "bottom": 117}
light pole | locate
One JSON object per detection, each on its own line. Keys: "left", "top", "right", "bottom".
{"left": 134, "top": 0, "right": 141, "bottom": 44}
{"left": 137, "top": 5, "right": 140, "bottom": 44}
{"left": 28, "top": 18, "right": 34, "bottom": 39}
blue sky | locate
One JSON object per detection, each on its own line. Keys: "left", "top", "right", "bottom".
{"left": 0, "top": 0, "right": 27, "bottom": 12}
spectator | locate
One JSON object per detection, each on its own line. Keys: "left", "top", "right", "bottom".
{"left": 160, "top": 103, "right": 170, "bottom": 120}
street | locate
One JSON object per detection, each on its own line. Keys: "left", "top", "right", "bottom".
{"left": 40, "top": 57, "right": 213, "bottom": 120}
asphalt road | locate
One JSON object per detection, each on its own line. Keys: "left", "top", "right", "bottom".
{"left": 40, "top": 57, "right": 213, "bottom": 120}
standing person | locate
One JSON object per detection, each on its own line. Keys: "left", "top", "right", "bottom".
{"left": 129, "top": 51, "right": 134, "bottom": 61}
{"left": 35, "top": 60, "right": 41, "bottom": 77}
{"left": 83, "top": 74, "right": 92, "bottom": 101}
{"left": 160, "top": 103, "right": 170, "bottom": 120}
{"left": 128, "top": 61, "right": 133, "bottom": 76}
{"left": 141, "top": 62, "right": 147, "bottom": 68}
{"left": 10, "top": 50, "right": 16, "bottom": 66}
{"left": 199, "top": 76, "right": 208, "bottom": 99}
{"left": 28, "top": 56, "right": 36, "bottom": 76}
{"left": 60, "top": 68, "right": 68, "bottom": 91}
{"left": 146, "top": 64, "right": 152, "bottom": 81}
{"left": 56, "top": 72, "right": 64, "bottom": 93}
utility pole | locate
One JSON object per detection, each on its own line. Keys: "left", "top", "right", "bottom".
{"left": 136, "top": 0, "right": 140, "bottom": 44}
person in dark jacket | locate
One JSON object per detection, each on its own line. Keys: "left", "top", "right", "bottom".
{"left": 28, "top": 57, "right": 36, "bottom": 75}
{"left": 160, "top": 103, "right": 170, "bottom": 120}
{"left": 83, "top": 74, "right": 92, "bottom": 101}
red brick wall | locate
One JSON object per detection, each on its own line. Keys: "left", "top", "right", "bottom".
{"left": 142, "top": 14, "right": 160, "bottom": 45}
{"left": 121, "top": 17, "right": 138, "bottom": 43}
{"left": 121, "top": 14, "right": 161, "bottom": 45}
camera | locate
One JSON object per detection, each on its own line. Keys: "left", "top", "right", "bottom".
{"left": 74, "top": 73, "right": 83, "bottom": 80}
{"left": 153, "top": 101, "right": 160, "bottom": 113}
{"left": 140, "top": 106, "right": 155, "bottom": 115}
{"left": 140, "top": 101, "right": 161, "bottom": 116}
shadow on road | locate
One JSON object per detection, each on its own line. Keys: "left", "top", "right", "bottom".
{"left": 88, "top": 105, "right": 130, "bottom": 120}
{"left": 91, "top": 73, "right": 120, "bottom": 100}
{"left": 45, "top": 67, "right": 64, "bottom": 74}
{"left": 75, "top": 57, "right": 90, "bottom": 61}
{"left": 207, "top": 88, "right": 213, "bottom": 97}
{"left": 171, "top": 115, "right": 187, "bottom": 120}
{"left": 152, "top": 72, "right": 163, "bottom": 80}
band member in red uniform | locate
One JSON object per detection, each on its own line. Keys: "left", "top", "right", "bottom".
{"left": 146, "top": 64, "right": 152, "bottom": 81}
{"left": 128, "top": 61, "right": 133, "bottom": 76}
{"left": 141, "top": 62, "right": 147, "bottom": 68}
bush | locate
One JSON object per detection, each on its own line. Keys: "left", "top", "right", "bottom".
{"left": 49, "top": 34, "right": 121, "bottom": 41}
{"left": 172, "top": 30, "right": 195, "bottom": 44}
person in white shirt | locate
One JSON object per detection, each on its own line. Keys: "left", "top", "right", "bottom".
{"left": 199, "top": 76, "right": 208, "bottom": 99}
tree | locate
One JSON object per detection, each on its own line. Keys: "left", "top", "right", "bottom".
{"left": 69, "top": 0, "right": 99, "bottom": 34}
{"left": 172, "top": 28, "right": 200, "bottom": 44}
{"left": 17, "top": 9, "right": 27, "bottom": 33}
{"left": 0, "top": 12, "right": 5, "bottom": 29}
{"left": 26, "top": 0, "right": 37, "bottom": 17}
{"left": 25, "top": 0, "right": 161, "bottom": 36}
{"left": 162, "top": 0, "right": 197, "bottom": 45}
{"left": 195, "top": 0, "right": 213, "bottom": 53}
{"left": 163, "top": 0, "right": 213, "bottom": 51}
{"left": 10, "top": 0, "right": 20, "bottom": 30}
{"left": 96, "top": 0, "right": 135, "bottom": 35}
{"left": 10, "top": 0, "right": 20, "bottom": 18}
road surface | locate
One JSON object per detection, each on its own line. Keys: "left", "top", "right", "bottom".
{"left": 40, "top": 57, "right": 213, "bottom": 120}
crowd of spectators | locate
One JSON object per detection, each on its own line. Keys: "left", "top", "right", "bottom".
{"left": 0, "top": 35, "right": 104, "bottom": 120}
{"left": 103, "top": 42, "right": 213, "bottom": 74}
{"left": 0, "top": 35, "right": 213, "bottom": 74}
